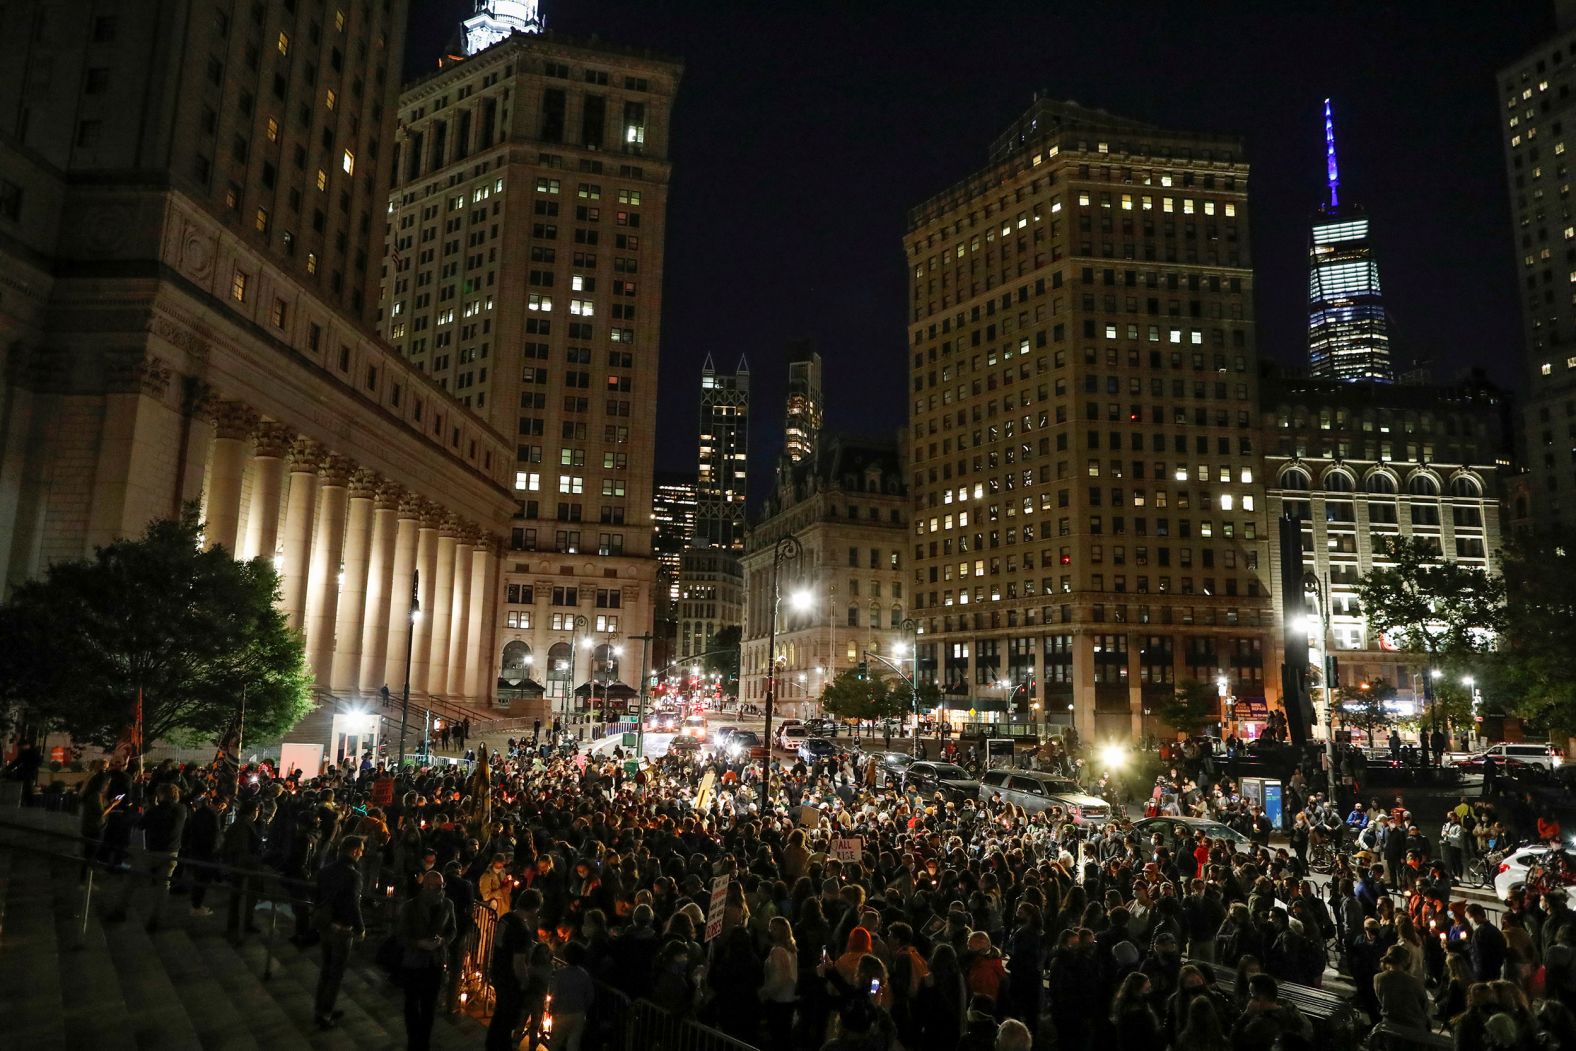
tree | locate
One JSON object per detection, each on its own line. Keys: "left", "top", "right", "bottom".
{"left": 820, "top": 669, "right": 908, "bottom": 724}
{"left": 1356, "top": 536, "right": 1505, "bottom": 657}
{"left": 1487, "top": 528, "right": 1576, "bottom": 735}
{"left": 0, "top": 511, "right": 312, "bottom": 749}
{"left": 704, "top": 625, "right": 741, "bottom": 693}
{"left": 1153, "top": 679, "right": 1221, "bottom": 737}
{"left": 1333, "top": 677, "right": 1398, "bottom": 746}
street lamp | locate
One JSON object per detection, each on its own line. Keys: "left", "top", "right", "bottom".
{"left": 899, "top": 617, "right": 919, "bottom": 755}
{"left": 764, "top": 533, "right": 805, "bottom": 806}
{"left": 397, "top": 570, "right": 420, "bottom": 767}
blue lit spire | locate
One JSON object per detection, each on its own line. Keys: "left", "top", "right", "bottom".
{"left": 1323, "top": 98, "right": 1340, "bottom": 209}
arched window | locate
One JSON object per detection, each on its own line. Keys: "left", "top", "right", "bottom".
{"left": 1364, "top": 472, "right": 1397, "bottom": 494}
{"left": 1323, "top": 471, "right": 1355, "bottom": 492}
{"left": 1281, "top": 467, "right": 1311, "bottom": 491}
{"left": 592, "top": 643, "right": 620, "bottom": 681}
{"left": 547, "top": 641, "right": 572, "bottom": 683}
{"left": 1407, "top": 473, "right": 1440, "bottom": 496}
{"left": 1450, "top": 475, "right": 1482, "bottom": 498}
{"left": 500, "top": 640, "right": 532, "bottom": 682}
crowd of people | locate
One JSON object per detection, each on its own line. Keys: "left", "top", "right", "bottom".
{"left": 41, "top": 722, "right": 1576, "bottom": 1051}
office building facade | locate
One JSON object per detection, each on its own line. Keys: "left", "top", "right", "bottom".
{"left": 695, "top": 355, "right": 750, "bottom": 551}
{"left": 1262, "top": 367, "right": 1508, "bottom": 727}
{"left": 783, "top": 342, "right": 823, "bottom": 465}
{"left": 1500, "top": 8, "right": 1576, "bottom": 526}
{"left": 383, "top": 20, "right": 680, "bottom": 715}
{"left": 905, "top": 99, "right": 1275, "bottom": 739}
{"left": 740, "top": 437, "right": 910, "bottom": 721}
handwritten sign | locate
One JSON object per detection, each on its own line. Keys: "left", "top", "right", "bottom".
{"left": 703, "top": 875, "right": 729, "bottom": 941}
{"left": 831, "top": 837, "right": 864, "bottom": 865}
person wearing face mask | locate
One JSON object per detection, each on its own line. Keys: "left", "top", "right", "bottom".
{"left": 1163, "top": 963, "right": 1234, "bottom": 1047}
{"left": 479, "top": 852, "right": 514, "bottom": 914}
{"left": 400, "top": 869, "right": 456, "bottom": 1051}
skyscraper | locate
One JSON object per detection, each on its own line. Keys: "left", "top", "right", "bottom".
{"left": 383, "top": 8, "right": 681, "bottom": 713}
{"left": 906, "top": 98, "right": 1273, "bottom": 739}
{"left": 1307, "top": 100, "right": 1394, "bottom": 383}
{"left": 695, "top": 355, "right": 750, "bottom": 550}
{"left": 1499, "top": 6, "right": 1576, "bottom": 525}
{"left": 651, "top": 473, "right": 699, "bottom": 604}
{"left": 783, "top": 341, "right": 823, "bottom": 465}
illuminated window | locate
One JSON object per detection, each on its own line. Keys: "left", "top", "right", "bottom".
{"left": 316, "top": 169, "right": 327, "bottom": 191}
{"left": 230, "top": 268, "right": 248, "bottom": 302}
{"left": 341, "top": 149, "right": 355, "bottom": 175}
{"left": 1121, "top": 194, "right": 1133, "bottom": 210}
{"left": 254, "top": 206, "right": 269, "bottom": 232}
{"left": 1163, "top": 197, "right": 1175, "bottom": 213}
{"left": 325, "top": 88, "right": 336, "bottom": 111}
{"left": 1078, "top": 193, "right": 1090, "bottom": 206}
{"left": 515, "top": 472, "right": 541, "bottom": 491}
{"left": 1224, "top": 203, "right": 1236, "bottom": 217}
{"left": 277, "top": 31, "right": 289, "bottom": 54}
{"left": 528, "top": 293, "right": 552, "bottom": 311}
{"left": 334, "top": 9, "right": 345, "bottom": 31}
{"left": 1542, "top": 362, "right": 1553, "bottom": 375}
{"left": 266, "top": 117, "right": 279, "bottom": 142}
{"left": 570, "top": 299, "right": 594, "bottom": 316}
{"left": 306, "top": 252, "right": 317, "bottom": 274}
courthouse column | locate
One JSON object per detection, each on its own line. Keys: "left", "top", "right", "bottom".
{"left": 426, "top": 517, "right": 460, "bottom": 697}
{"left": 242, "top": 423, "right": 293, "bottom": 561}
{"left": 445, "top": 532, "right": 475, "bottom": 698}
{"left": 305, "top": 455, "right": 352, "bottom": 685}
{"left": 202, "top": 401, "right": 258, "bottom": 554}
{"left": 383, "top": 494, "right": 423, "bottom": 694}
{"left": 331, "top": 470, "right": 379, "bottom": 693}
{"left": 463, "top": 535, "right": 495, "bottom": 702}
{"left": 278, "top": 439, "right": 325, "bottom": 631}
{"left": 408, "top": 507, "right": 441, "bottom": 696}
{"left": 360, "top": 484, "right": 402, "bottom": 692}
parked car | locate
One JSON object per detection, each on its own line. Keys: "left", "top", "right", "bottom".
{"left": 727, "top": 730, "right": 766, "bottom": 760}
{"left": 667, "top": 735, "right": 702, "bottom": 758}
{"left": 977, "top": 769, "right": 1111, "bottom": 823}
{"left": 1133, "top": 816, "right": 1253, "bottom": 849}
{"left": 1493, "top": 845, "right": 1576, "bottom": 906}
{"left": 1453, "top": 742, "right": 1564, "bottom": 770}
{"left": 777, "top": 724, "right": 810, "bottom": 751}
{"left": 797, "top": 737, "right": 837, "bottom": 764}
{"left": 875, "top": 751, "right": 917, "bottom": 785}
{"left": 903, "top": 761, "right": 979, "bottom": 803}
{"left": 803, "top": 718, "right": 839, "bottom": 738}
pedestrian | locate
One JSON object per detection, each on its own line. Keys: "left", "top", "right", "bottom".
{"left": 487, "top": 887, "right": 542, "bottom": 1051}
{"left": 314, "top": 836, "right": 366, "bottom": 1029}
{"left": 549, "top": 940, "right": 595, "bottom": 1051}
{"left": 400, "top": 869, "right": 456, "bottom": 1051}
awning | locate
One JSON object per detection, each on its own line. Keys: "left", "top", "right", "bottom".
{"left": 574, "top": 680, "right": 639, "bottom": 700}
{"left": 497, "top": 677, "right": 546, "bottom": 696}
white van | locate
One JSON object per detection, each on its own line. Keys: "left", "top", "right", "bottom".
{"left": 1467, "top": 742, "right": 1564, "bottom": 769}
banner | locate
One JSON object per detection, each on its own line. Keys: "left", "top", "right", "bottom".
{"left": 703, "top": 875, "right": 729, "bottom": 941}
{"left": 831, "top": 837, "right": 864, "bottom": 864}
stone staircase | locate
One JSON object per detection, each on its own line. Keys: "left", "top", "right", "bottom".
{"left": 0, "top": 814, "right": 488, "bottom": 1049}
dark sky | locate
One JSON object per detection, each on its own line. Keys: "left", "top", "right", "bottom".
{"left": 408, "top": 2, "right": 1551, "bottom": 504}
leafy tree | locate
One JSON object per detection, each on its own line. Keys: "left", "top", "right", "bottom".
{"left": 1153, "top": 678, "right": 1221, "bottom": 737}
{"left": 1356, "top": 536, "right": 1505, "bottom": 657}
{"left": 1487, "top": 529, "right": 1576, "bottom": 735}
{"left": 1333, "top": 677, "right": 1398, "bottom": 746}
{"left": 704, "top": 625, "right": 741, "bottom": 693}
{"left": 0, "top": 511, "right": 312, "bottom": 749}
{"left": 820, "top": 669, "right": 908, "bottom": 724}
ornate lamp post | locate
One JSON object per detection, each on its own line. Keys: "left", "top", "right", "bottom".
{"left": 565, "top": 614, "right": 589, "bottom": 724}
{"left": 900, "top": 617, "right": 919, "bottom": 755}
{"left": 765, "top": 533, "right": 807, "bottom": 806}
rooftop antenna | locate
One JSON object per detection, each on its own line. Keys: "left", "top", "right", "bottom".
{"left": 1323, "top": 98, "right": 1340, "bottom": 209}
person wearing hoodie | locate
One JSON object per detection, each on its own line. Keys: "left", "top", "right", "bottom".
{"left": 399, "top": 869, "right": 456, "bottom": 1051}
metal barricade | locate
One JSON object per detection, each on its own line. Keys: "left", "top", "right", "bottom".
{"left": 461, "top": 901, "right": 500, "bottom": 1013}
{"left": 628, "top": 997, "right": 762, "bottom": 1051}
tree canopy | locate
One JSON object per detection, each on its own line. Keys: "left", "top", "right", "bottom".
{"left": 820, "top": 669, "right": 911, "bottom": 723}
{"left": 1153, "top": 678, "right": 1221, "bottom": 737}
{"left": 0, "top": 511, "right": 312, "bottom": 749}
{"left": 704, "top": 625, "right": 741, "bottom": 693}
{"left": 1333, "top": 677, "right": 1398, "bottom": 744}
{"left": 1487, "top": 529, "right": 1576, "bottom": 734}
{"left": 1355, "top": 536, "right": 1505, "bottom": 658}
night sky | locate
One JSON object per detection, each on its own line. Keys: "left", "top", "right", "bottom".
{"left": 408, "top": 2, "right": 1552, "bottom": 504}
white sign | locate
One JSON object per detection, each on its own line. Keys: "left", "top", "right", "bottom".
{"left": 703, "top": 875, "right": 729, "bottom": 941}
{"left": 279, "top": 742, "right": 324, "bottom": 780}
{"left": 831, "top": 837, "right": 864, "bottom": 865}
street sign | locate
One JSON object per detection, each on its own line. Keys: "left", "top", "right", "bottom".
{"left": 831, "top": 837, "right": 864, "bottom": 865}
{"left": 624, "top": 759, "right": 640, "bottom": 776}
{"left": 622, "top": 732, "right": 637, "bottom": 747}
{"left": 703, "top": 875, "right": 729, "bottom": 941}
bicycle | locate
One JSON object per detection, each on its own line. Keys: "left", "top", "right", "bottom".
{"left": 1308, "top": 838, "right": 1340, "bottom": 875}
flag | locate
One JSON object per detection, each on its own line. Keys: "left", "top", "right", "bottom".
{"left": 466, "top": 744, "right": 492, "bottom": 847}
{"left": 114, "top": 688, "right": 144, "bottom": 763}
{"left": 215, "top": 706, "right": 242, "bottom": 770}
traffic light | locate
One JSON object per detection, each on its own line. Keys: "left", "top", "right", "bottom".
{"left": 856, "top": 661, "right": 868, "bottom": 681}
